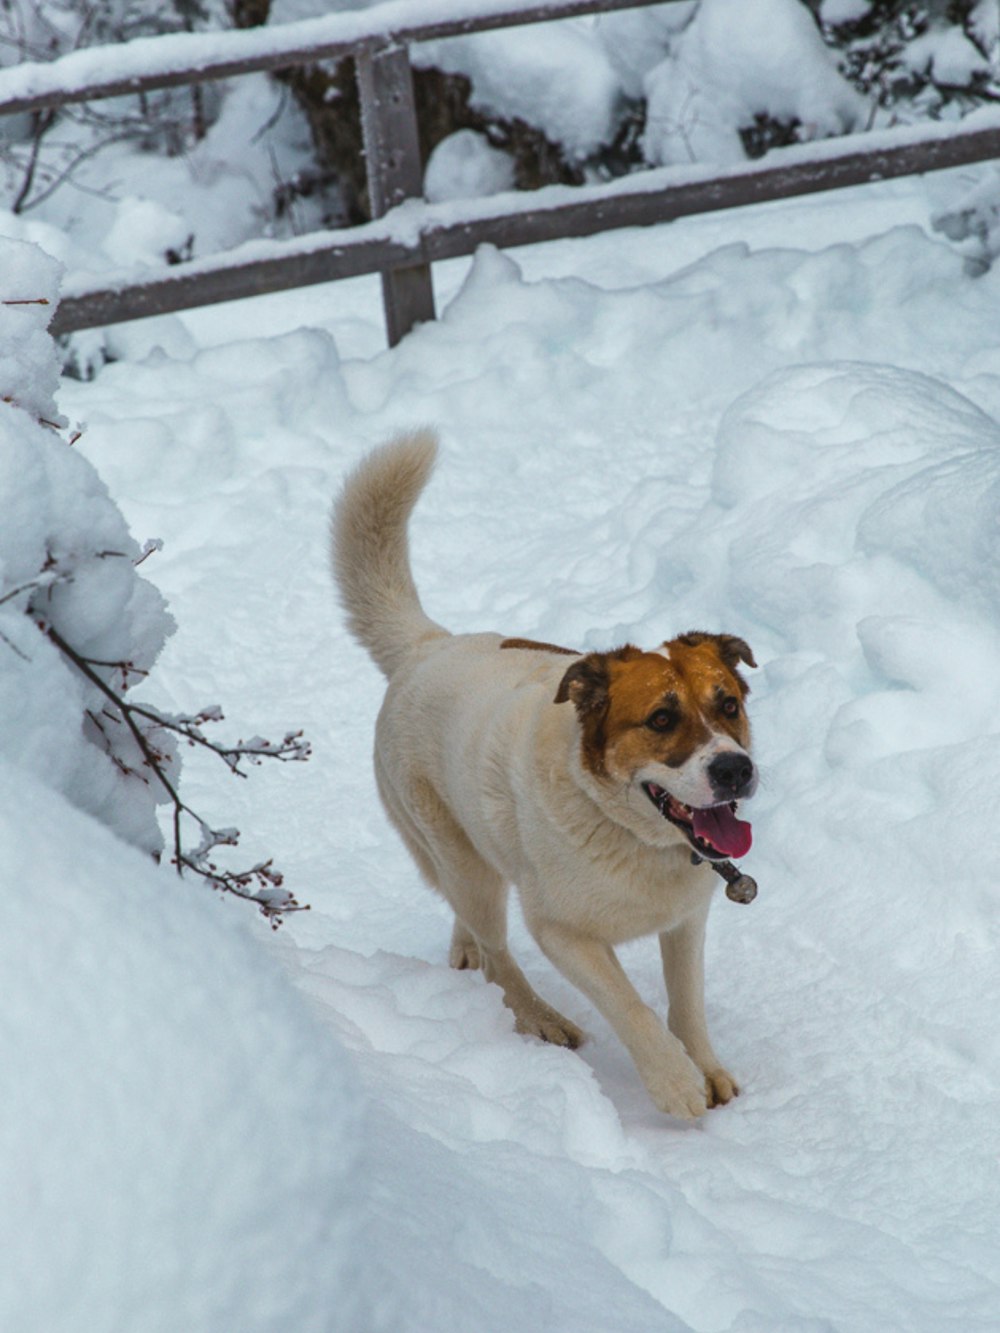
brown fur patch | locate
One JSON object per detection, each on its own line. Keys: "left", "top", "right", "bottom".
{"left": 598, "top": 652, "right": 710, "bottom": 779}
{"left": 665, "top": 638, "right": 753, "bottom": 745}
{"left": 555, "top": 648, "right": 641, "bottom": 774}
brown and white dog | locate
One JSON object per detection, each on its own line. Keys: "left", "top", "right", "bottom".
{"left": 331, "top": 431, "right": 757, "bottom": 1118}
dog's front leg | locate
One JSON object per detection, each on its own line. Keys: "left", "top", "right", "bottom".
{"left": 659, "top": 906, "right": 738, "bottom": 1107}
{"left": 533, "top": 920, "right": 709, "bottom": 1119}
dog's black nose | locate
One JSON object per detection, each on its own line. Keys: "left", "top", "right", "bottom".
{"left": 708, "top": 751, "right": 755, "bottom": 799}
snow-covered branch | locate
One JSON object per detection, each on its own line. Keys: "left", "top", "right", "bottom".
{"left": 42, "top": 615, "right": 312, "bottom": 928}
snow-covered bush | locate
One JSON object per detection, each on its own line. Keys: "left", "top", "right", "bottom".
{"left": 0, "top": 237, "right": 176, "bottom": 854}
{"left": 0, "top": 0, "right": 230, "bottom": 215}
{"left": 266, "top": 0, "right": 998, "bottom": 209}
{"left": 1, "top": 234, "right": 309, "bottom": 919}
{"left": 640, "top": 0, "right": 867, "bottom": 167}
{"left": 816, "top": 0, "right": 998, "bottom": 122}
{"left": 413, "top": 21, "right": 622, "bottom": 167}
{"left": 0, "top": 0, "right": 225, "bottom": 66}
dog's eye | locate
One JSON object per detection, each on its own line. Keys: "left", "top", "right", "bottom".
{"left": 646, "top": 709, "right": 677, "bottom": 733}
{"left": 720, "top": 696, "right": 740, "bottom": 719}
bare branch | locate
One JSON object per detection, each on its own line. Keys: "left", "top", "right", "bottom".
{"left": 41, "top": 617, "right": 311, "bottom": 927}
{"left": 0, "top": 566, "right": 65, "bottom": 608}
{"left": 11, "top": 108, "right": 55, "bottom": 214}
{"left": 0, "top": 625, "right": 30, "bottom": 662}
{"left": 134, "top": 538, "right": 163, "bottom": 567}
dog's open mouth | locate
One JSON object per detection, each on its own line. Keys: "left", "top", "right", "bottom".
{"left": 642, "top": 782, "right": 752, "bottom": 861}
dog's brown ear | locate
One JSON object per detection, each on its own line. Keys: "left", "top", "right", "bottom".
{"left": 677, "top": 631, "right": 757, "bottom": 671}
{"left": 719, "top": 634, "right": 757, "bottom": 671}
{"left": 554, "top": 655, "right": 610, "bottom": 714}
{"left": 555, "top": 646, "right": 644, "bottom": 712}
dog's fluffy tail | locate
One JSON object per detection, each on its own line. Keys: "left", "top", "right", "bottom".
{"left": 331, "top": 430, "right": 447, "bottom": 678}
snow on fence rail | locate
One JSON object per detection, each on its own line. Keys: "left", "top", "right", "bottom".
{"left": 0, "top": 0, "right": 670, "bottom": 116}
{"left": 1, "top": 0, "right": 998, "bottom": 346}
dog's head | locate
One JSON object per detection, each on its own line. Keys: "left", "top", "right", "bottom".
{"left": 555, "top": 631, "right": 757, "bottom": 860}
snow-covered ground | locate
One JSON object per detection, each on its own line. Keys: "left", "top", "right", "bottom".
{"left": 4, "top": 148, "right": 1000, "bottom": 1330}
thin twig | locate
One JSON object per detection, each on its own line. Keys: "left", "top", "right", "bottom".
{"left": 44, "top": 621, "right": 311, "bottom": 926}
{"left": 11, "top": 109, "right": 56, "bottom": 215}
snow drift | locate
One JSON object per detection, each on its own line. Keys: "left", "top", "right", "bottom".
{"left": 0, "top": 761, "right": 368, "bottom": 1333}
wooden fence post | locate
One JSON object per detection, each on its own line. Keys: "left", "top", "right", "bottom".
{"left": 355, "top": 40, "right": 435, "bottom": 345}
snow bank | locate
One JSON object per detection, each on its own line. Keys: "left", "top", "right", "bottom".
{"left": 643, "top": 0, "right": 866, "bottom": 166}
{"left": 932, "top": 166, "right": 1000, "bottom": 269}
{"left": 702, "top": 357, "right": 1000, "bottom": 822}
{"left": 293, "top": 944, "right": 687, "bottom": 1332}
{"left": 0, "top": 760, "right": 367, "bottom": 1333}
{"left": 595, "top": 2, "right": 695, "bottom": 101}
{"left": 424, "top": 129, "right": 516, "bottom": 204}
{"left": 710, "top": 360, "right": 1000, "bottom": 635}
{"left": 414, "top": 22, "right": 621, "bottom": 161}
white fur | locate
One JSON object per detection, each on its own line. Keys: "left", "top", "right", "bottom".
{"left": 641, "top": 734, "right": 757, "bottom": 811}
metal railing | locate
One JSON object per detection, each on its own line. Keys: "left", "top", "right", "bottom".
{"left": 1, "top": 0, "right": 997, "bottom": 345}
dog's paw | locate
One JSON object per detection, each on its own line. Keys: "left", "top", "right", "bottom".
{"left": 705, "top": 1066, "right": 739, "bottom": 1107}
{"left": 514, "top": 1001, "right": 585, "bottom": 1050}
{"left": 449, "top": 936, "right": 481, "bottom": 971}
{"left": 645, "top": 1059, "right": 711, "bottom": 1120}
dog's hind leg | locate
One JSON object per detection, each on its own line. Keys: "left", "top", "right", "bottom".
{"left": 478, "top": 931, "right": 585, "bottom": 1049}
{"left": 386, "top": 769, "right": 583, "bottom": 1048}
{"left": 438, "top": 841, "right": 583, "bottom": 1048}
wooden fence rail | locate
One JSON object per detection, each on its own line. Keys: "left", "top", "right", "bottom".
{"left": 0, "top": 0, "right": 675, "bottom": 117}
{"left": 47, "top": 119, "right": 1000, "bottom": 340}
{"left": 1, "top": 0, "right": 998, "bottom": 345}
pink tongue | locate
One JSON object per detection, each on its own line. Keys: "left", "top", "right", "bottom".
{"left": 692, "top": 805, "right": 753, "bottom": 859}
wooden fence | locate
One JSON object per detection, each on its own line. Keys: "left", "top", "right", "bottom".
{"left": 1, "top": 0, "right": 998, "bottom": 345}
